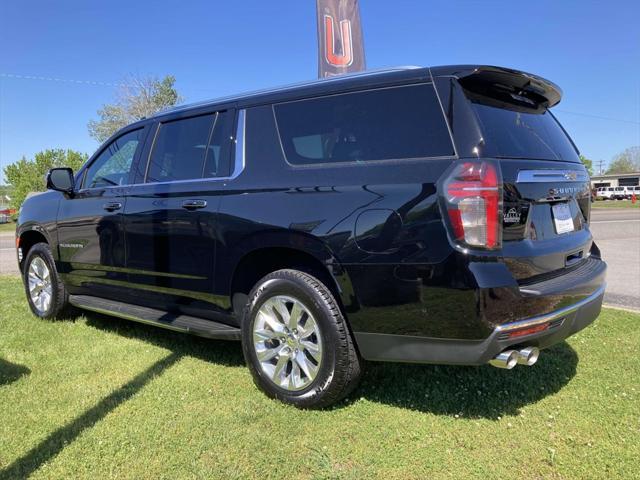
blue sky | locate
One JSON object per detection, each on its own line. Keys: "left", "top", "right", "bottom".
{"left": 1, "top": 0, "right": 639, "bottom": 183}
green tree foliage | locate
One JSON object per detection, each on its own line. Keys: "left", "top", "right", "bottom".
{"left": 606, "top": 146, "right": 640, "bottom": 174}
{"left": 579, "top": 155, "right": 594, "bottom": 176}
{"left": 88, "top": 75, "right": 182, "bottom": 143}
{"left": 3, "top": 149, "right": 88, "bottom": 210}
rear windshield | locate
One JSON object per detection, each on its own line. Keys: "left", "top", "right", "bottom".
{"left": 470, "top": 103, "right": 579, "bottom": 162}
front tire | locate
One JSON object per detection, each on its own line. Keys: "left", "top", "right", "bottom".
{"left": 241, "top": 269, "right": 362, "bottom": 409}
{"left": 22, "top": 242, "right": 70, "bottom": 319}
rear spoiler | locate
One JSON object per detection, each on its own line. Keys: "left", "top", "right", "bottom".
{"left": 430, "top": 65, "right": 562, "bottom": 109}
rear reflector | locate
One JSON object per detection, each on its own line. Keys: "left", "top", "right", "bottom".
{"left": 506, "top": 322, "right": 550, "bottom": 339}
{"left": 442, "top": 161, "right": 502, "bottom": 249}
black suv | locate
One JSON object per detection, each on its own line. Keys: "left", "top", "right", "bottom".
{"left": 17, "top": 65, "right": 606, "bottom": 408}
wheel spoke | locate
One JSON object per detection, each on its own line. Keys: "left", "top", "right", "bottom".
{"left": 301, "top": 340, "right": 320, "bottom": 360}
{"left": 272, "top": 352, "right": 289, "bottom": 384}
{"left": 34, "top": 259, "right": 44, "bottom": 279}
{"left": 253, "top": 328, "right": 280, "bottom": 341}
{"left": 288, "top": 360, "right": 301, "bottom": 390}
{"left": 270, "top": 298, "right": 290, "bottom": 325}
{"left": 294, "top": 350, "right": 317, "bottom": 379}
{"left": 40, "top": 291, "right": 51, "bottom": 311}
{"left": 256, "top": 346, "right": 280, "bottom": 363}
{"left": 257, "top": 310, "right": 285, "bottom": 334}
{"left": 288, "top": 301, "right": 303, "bottom": 330}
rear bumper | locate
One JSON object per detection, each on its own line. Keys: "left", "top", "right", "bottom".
{"left": 354, "top": 283, "right": 605, "bottom": 365}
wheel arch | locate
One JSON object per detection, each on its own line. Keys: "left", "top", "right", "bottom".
{"left": 228, "top": 234, "right": 358, "bottom": 317}
{"left": 17, "top": 226, "right": 52, "bottom": 268}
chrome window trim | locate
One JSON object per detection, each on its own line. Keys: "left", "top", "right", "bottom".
{"left": 78, "top": 109, "right": 246, "bottom": 191}
{"left": 517, "top": 169, "right": 589, "bottom": 183}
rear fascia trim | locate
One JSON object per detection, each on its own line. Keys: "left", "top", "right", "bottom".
{"left": 495, "top": 283, "right": 606, "bottom": 332}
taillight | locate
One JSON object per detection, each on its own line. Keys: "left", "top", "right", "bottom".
{"left": 442, "top": 161, "right": 502, "bottom": 249}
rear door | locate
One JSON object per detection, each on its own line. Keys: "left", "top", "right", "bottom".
{"left": 122, "top": 108, "right": 236, "bottom": 317}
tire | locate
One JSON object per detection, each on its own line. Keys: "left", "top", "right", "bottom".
{"left": 22, "top": 242, "right": 70, "bottom": 319}
{"left": 241, "top": 269, "right": 362, "bottom": 409}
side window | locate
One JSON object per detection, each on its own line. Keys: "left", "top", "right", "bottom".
{"left": 202, "top": 110, "right": 234, "bottom": 178}
{"left": 146, "top": 114, "right": 215, "bottom": 183}
{"left": 273, "top": 84, "right": 454, "bottom": 165}
{"left": 83, "top": 129, "right": 143, "bottom": 189}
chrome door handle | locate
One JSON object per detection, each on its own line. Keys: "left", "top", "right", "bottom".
{"left": 103, "top": 202, "right": 122, "bottom": 212}
{"left": 181, "top": 199, "right": 207, "bottom": 210}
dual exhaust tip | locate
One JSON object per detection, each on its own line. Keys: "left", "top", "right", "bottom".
{"left": 489, "top": 346, "right": 539, "bottom": 369}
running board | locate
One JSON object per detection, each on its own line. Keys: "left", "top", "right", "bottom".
{"left": 69, "top": 295, "right": 241, "bottom": 341}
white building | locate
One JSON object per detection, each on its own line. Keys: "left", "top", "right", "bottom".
{"left": 590, "top": 172, "right": 640, "bottom": 188}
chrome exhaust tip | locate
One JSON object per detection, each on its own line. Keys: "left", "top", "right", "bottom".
{"left": 516, "top": 346, "right": 540, "bottom": 366}
{"left": 489, "top": 350, "right": 519, "bottom": 369}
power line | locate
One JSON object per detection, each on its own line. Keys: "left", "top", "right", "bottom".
{"left": 594, "top": 159, "right": 606, "bottom": 175}
{"left": 0, "top": 72, "right": 128, "bottom": 88}
{"left": 555, "top": 109, "right": 640, "bottom": 126}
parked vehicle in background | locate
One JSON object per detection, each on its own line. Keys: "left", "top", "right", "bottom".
{"left": 596, "top": 187, "right": 615, "bottom": 200}
{"left": 612, "top": 186, "right": 626, "bottom": 200}
{"left": 622, "top": 186, "right": 639, "bottom": 199}
{"left": 16, "top": 65, "right": 607, "bottom": 408}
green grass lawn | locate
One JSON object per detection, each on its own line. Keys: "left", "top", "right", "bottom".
{"left": 0, "top": 275, "right": 638, "bottom": 479}
{"left": 592, "top": 200, "right": 640, "bottom": 209}
{"left": 0, "top": 222, "right": 16, "bottom": 233}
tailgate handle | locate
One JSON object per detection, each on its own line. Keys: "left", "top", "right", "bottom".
{"left": 565, "top": 251, "right": 583, "bottom": 267}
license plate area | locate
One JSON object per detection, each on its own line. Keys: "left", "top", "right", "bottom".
{"left": 552, "top": 202, "right": 574, "bottom": 234}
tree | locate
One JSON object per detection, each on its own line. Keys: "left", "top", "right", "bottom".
{"left": 579, "top": 155, "right": 594, "bottom": 176}
{"left": 88, "top": 75, "right": 182, "bottom": 143}
{"left": 606, "top": 146, "right": 640, "bottom": 174}
{"left": 3, "top": 149, "right": 88, "bottom": 210}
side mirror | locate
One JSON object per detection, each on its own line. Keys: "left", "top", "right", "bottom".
{"left": 46, "top": 168, "right": 75, "bottom": 194}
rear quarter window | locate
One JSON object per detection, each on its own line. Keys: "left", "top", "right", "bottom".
{"left": 273, "top": 84, "right": 454, "bottom": 165}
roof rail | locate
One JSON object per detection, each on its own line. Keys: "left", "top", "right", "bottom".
{"left": 153, "top": 66, "right": 424, "bottom": 117}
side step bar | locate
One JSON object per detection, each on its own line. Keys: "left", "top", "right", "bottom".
{"left": 69, "top": 295, "right": 241, "bottom": 341}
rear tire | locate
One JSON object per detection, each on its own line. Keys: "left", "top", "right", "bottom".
{"left": 22, "top": 242, "right": 70, "bottom": 319}
{"left": 241, "top": 269, "right": 362, "bottom": 409}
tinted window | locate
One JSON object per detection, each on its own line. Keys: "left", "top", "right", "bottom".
{"left": 470, "top": 103, "right": 579, "bottom": 162}
{"left": 274, "top": 84, "right": 454, "bottom": 165}
{"left": 84, "top": 129, "right": 142, "bottom": 189}
{"left": 202, "top": 110, "right": 234, "bottom": 178}
{"left": 147, "top": 114, "right": 215, "bottom": 183}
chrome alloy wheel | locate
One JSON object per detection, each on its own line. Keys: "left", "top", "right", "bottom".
{"left": 252, "top": 295, "right": 323, "bottom": 391}
{"left": 28, "top": 256, "right": 53, "bottom": 313}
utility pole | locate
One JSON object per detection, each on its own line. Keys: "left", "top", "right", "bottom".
{"left": 595, "top": 159, "right": 606, "bottom": 175}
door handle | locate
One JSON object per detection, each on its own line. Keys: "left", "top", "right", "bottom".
{"left": 182, "top": 199, "right": 207, "bottom": 210}
{"left": 103, "top": 201, "right": 122, "bottom": 212}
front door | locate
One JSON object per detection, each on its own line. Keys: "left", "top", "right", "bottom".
{"left": 56, "top": 127, "right": 147, "bottom": 299}
{"left": 123, "top": 109, "right": 235, "bottom": 319}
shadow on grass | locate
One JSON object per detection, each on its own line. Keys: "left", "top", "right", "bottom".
{"left": 82, "top": 311, "right": 245, "bottom": 367}
{"left": 353, "top": 342, "right": 578, "bottom": 419}
{"left": 0, "top": 358, "right": 30, "bottom": 386}
{"left": 0, "top": 353, "right": 181, "bottom": 480}
{"left": 82, "top": 309, "right": 577, "bottom": 419}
